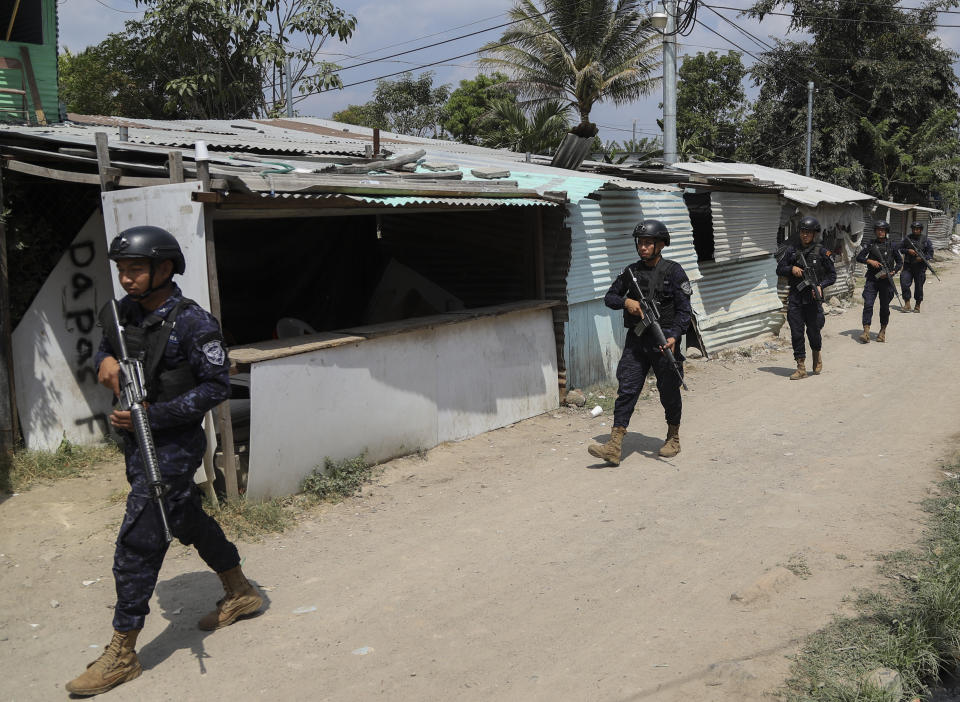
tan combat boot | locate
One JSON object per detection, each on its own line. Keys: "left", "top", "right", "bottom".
{"left": 198, "top": 565, "right": 263, "bottom": 631}
{"left": 877, "top": 325, "right": 887, "bottom": 342}
{"left": 812, "top": 350, "right": 822, "bottom": 375}
{"left": 790, "top": 358, "right": 807, "bottom": 380}
{"left": 65, "top": 629, "right": 142, "bottom": 696}
{"left": 859, "top": 324, "right": 871, "bottom": 343}
{"left": 659, "top": 424, "right": 681, "bottom": 458}
{"left": 902, "top": 300, "right": 912, "bottom": 312}
{"left": 914, "top": 301, "right": 921, "bottom": 313}
{"left": 587, "top": 426, "right": 626, "bottom": 466}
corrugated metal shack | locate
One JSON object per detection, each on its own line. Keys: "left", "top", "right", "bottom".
{"left": 672, "top": 162, "right": 876, "bottom": 304}
{"left": 3, "top": 118, "right": 573, "bottom": 498}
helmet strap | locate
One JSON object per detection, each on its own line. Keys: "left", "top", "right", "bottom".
{"left": 127, "top": 260, "right": 174, "bottom": 301}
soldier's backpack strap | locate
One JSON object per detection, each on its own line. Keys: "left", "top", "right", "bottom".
{"left": 140, "top": 297, "right": 198, "bottom": 389}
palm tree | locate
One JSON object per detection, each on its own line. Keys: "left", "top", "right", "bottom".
{"left": 479, "top": 0, "right": 661, "bottom": 137}
{"left": 484, "top": 98, "right": 571, "bottom": 154}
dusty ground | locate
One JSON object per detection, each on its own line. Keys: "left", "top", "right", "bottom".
{"left": 3, "top": 261, "right": 960, "bottom": 702}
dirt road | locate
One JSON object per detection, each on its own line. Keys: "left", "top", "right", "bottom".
{"left": 3, "top": 261, "right": 960, "bottom": 701}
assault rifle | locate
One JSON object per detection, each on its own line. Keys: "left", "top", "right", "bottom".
{"left": 869, "top": 243, "right": 903, "bottom": 307}
{"left": 99, "top": 299, "right": 173, "bottom": 543}
{"left": 625, "top": 267, "right": 688, "bottom": 391}
{"left": 902, "top": 239, "right": 941, "bottom": 282}
{"left": 795, "top": 248, "right": 823, "bottom": 303}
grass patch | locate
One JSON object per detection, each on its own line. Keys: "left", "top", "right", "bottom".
{"left": 204, "top": 454, "right": 380, "bottom": 541}
{"left": 780, "top": 471, "right": 960, "bottom": 700}
{"left": 1, "top": 438, "right": 122, "bottom": 493}
{"left": 204, "top": 494, "right": 302, "bottom": 541}
{"left": 300, "top": 454, "right": 378, "bottom": 501}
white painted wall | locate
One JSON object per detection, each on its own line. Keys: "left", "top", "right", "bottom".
{"left": 102, "top": 182, "right": 210, "bottom": 310}
{"left": 13, "top": 213, "right": 116, "bottom": 450}
{"left": 246, "top": 308, "right": 559, "bottom": 498}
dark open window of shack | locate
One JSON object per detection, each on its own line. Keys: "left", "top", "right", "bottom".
{"left": 212, "top": 208, "right": 544, "bottom": 346}
{"left": 0, "top": 0, "right": 43, "bottom": 44}
{"left": 683, "top": 191, "right": 715, "bottom": 262}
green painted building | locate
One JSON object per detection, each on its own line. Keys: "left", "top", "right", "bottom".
{"left": 0, "top": 0, "right": 58, "bottom": 124}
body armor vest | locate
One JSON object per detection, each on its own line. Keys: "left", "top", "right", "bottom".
{"left": 122, "top": 299, "right": 198, "bottom": 403}
{"left": 625, "top": 259, "right": 677, "bottom": 331}
{"left": 790, "top": 244, "right": 827, "bottom": 296}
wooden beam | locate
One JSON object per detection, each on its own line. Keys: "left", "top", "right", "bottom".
{"left": 18, "top": 46, "right": 45, "bottom": 126}
{"left": 0, "top": 169, "right": 18, "bottom": 469}
{"left": 168, "top": 151, "right": 184, "bottom": 183}
{"left": 229, "top": 173, "right": 536, "bottom": 198}
{"left": 534, "top": 207, "right": 545, "bottom": 299}
{"left": 331, "top": 149, "right": 425, "bottom": 174}
{"left": 95, "top": 132, "right": 114, "bottom": 191}
{"left": 3, "top": 159, "right": 226, "bottom": 189}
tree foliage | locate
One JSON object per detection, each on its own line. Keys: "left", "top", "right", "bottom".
{"left": 478, "top": 0, "right": 661, "bottom": 134}
{"left": 676, "top": 51, "right": 748, "bottom": 161}
{"left": 59, "top": 0, "right": 355, "bottom": 119}
{"left": 332, "top": 72, "right": 450, "bottom": 138}
{"left": 745, "top": 0, "right": 960, "bottom": 206}
{"left": 441, "top": 72, "right": 516, "bottom": 145}
{"left": 483, "top": 98, "right": 570, "bottom": 154}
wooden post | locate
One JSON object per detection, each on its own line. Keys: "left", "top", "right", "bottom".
{"left": 0, "top": 168, "right": 17, "bottom": 469}
{"left": 196, "top": 161, "right": 211, "bottom": 192}
{"left": 373, "top": 128, "right": 380, "bottom": 157}
{"left": 168, "top": 151, "right": 184, "bottom": 184}
{"left": 200, "top": 194, "right": 239, "bottom": 500}
{"left": 95, "top": 132, "right": 114, "bottom": 191}
{"left": 18, "top": 46, "right": 45, "bottom": 126}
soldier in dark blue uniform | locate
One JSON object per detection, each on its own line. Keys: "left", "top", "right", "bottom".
{"left": 587, "top": 219, "right": 692, "bottom": 465}
{"left": 775, "top": 216, "right": 837, "bottom": 379}
{"left": 66, "top": 226, "right": 262, "bottom": 696}
{"left": 855, "top": 220, "right": 903, "bottom": 343}
{"left": 899, "top": 220, "right": 934, "bottom": 312}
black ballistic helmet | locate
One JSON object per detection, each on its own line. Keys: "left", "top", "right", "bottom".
{"left": 798, "top": 215, "right": 820, "bottom": 232}
{"left": 109, "top": 225, "right": 186, "bottom": 274}
{"left": 911, "top": 221, "right": 924, "bottom": 232}
{"left": 873, "top": 219, "right": 890, "bottom": 232}
{"left": 633, "top": 219, "right": 670, "bottom": 246}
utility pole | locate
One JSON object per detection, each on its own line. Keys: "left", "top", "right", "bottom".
{"left": 662, "top": 0, "right": 678, "bottom": 164}
{"left": 632, "top": 119, "right": 636, "bottom": 144}
{"left": 805, "top": 81, "right": 814, "bottom": 177}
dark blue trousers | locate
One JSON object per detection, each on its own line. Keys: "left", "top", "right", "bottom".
{"left": 787, "top": 298, "right": 825, "bottom": 359}
{"left": 900, "top": 264, "right": 927, "bottom": 303}
{"left": 613, "top": 331, "right": 683, "bottom": 428}
{"left": 862, "top": 278, "right": 895, "bottom": 326}
{"left": 112, "top": 433, "right": 240, "bottom": 631}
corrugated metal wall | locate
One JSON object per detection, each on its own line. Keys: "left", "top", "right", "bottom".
{"left": 927, "top": 214, "right": 952, "bottom": 250}
{"left": 566, "top": 187, "right": 700, "bottom": 306}
{"left": 691, "top": 257, "right": 782, "bottom": 332}
{"left": 709, "top": 192, "right": 781, "bottom": 262}
{"left": 0, "top": 1, "right": 58, "bottom": 123}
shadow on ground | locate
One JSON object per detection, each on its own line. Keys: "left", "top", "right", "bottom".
{"left": 138, "top": 571, "right": 271, "bottom": 674}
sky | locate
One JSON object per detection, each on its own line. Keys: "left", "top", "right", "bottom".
{"left": 57, "top": 0, "right": 960, "bottom": 146}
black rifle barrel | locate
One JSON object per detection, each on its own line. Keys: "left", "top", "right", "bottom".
{"left": 100, "top": 299, "right": 173, "bottom": 543}
{"left": 796, "top": 249, "right": 823, "bottom": 303}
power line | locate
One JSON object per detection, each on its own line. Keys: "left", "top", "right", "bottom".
{"left": 708, "top": 3, "right": 960, "bottom": 27}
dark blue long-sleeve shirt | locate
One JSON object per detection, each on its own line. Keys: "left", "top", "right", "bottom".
{"left": 856, "top": 239, "right": 903, "bottom": 282}
{"left": 776, "top": 243, "right": 837, "bottom": 303}
{"left": 898, "top": 234, "right": 934, "bottom": 265}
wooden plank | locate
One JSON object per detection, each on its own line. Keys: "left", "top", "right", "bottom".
{"left": 534, "top": 207, "right": 545, "bottom": 299}
{"left": 331, "top": 149, "right": 426, "bottom": 175}
{"left": 229, "top": 301, "right": 561, "bottom": 364}
{"left": 0, "top": 170, "right": 18, "bottom": 467}
{"left": 168, "top": 151, "right": 184, "bottom": 183}
{"left": 94, "top": 132, "right": 113, "bottom": 191}
{"left": 3, "top": 159, "right": 224, "bottom": 189}
{"left": 229, "top": 332, "right": 366, "bottom": 364}
{"left": 18, "top": 46, "right": 45, "bottom": 126}
{"left": 229, "top": 174, "right": 535, "bottom": 198}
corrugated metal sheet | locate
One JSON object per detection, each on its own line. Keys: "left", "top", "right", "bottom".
{"left": 252, "top": 192, "right": 558, "bottom": 208}
{"left": 566, "top": 187, "right": 700, "bottom": 306}
{"left": 928, "top": 214, "right": 952, "bottom": 250}
{"left": 690, "top": 256, "right": 783, "bottom": 334}
{"left": 564, "top": 297, "right": 627, "bottom": 388}
{"left": 696, "top": 309, "right": 784, "bottom": 351}
{"left": 0, "top": 2, "right": 57, "bottom": 123}
{"left": 709, "top": 191, "right": 781, "bottom": 262}
{"left": 675, "top": 161, "right": 874, "bottom": 207}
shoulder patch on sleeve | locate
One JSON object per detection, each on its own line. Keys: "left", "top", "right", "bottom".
{"left": 680, "top": 280, "right": 693, "bottom": 296}
{"left": 195, "top": 330, "right": 226, "bottom": 366}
